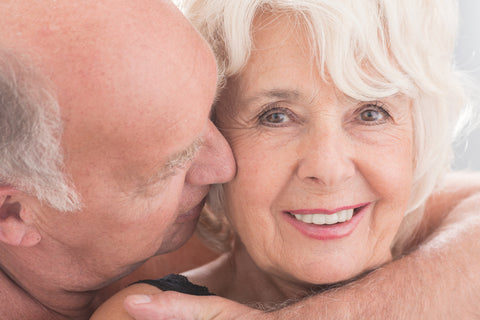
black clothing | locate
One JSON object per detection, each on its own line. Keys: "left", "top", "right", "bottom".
{"left": 134, "top": 274, "right": 214, "bottom": 296}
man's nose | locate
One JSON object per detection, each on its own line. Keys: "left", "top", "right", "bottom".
{"left": 186, "top": 120, "right": 235, "bottom": 186}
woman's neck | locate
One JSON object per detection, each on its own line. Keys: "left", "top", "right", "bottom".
{"left": 184, "top": 240, "right": 313, "bottom": 309}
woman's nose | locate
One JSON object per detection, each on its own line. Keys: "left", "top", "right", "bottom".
{"left": 296, "top": 127, "right": 355, "bottom": 188}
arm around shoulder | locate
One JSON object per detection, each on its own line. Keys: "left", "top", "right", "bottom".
{"left": 91, "top": 283, "right": 163, "bottom": 320}
{"left": 268, "top": 188, "right": 480, "bottom": 319}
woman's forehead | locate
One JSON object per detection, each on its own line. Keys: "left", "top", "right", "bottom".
{"left": 244, "top": 10, "right": 411, "bottom": 101}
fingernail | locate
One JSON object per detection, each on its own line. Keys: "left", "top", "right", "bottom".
{"left": 128, "top": 294, "right": 152, "bottom": 304}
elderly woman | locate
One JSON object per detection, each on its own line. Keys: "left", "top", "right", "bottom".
{"left": 92, "top": 0, "right": 479, "bottom": 318}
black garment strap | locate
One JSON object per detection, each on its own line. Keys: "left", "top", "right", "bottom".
{"left": 134, "top": 274, "right": 215, "bottom": 296}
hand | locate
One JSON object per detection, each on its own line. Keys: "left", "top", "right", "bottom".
{"left": 124, "top": 292, "right": 268, "bottom": 320}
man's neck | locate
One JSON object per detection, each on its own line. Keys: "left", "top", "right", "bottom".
{"left": 0, "top": 268, "right": 99, "bottom": 320}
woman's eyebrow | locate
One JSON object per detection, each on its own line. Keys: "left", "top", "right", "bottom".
{"left": 265, "top": 89, "right": 300, "bottom": 100}
{"left": 239, "top": 88, "right": 301, "bottom": 106}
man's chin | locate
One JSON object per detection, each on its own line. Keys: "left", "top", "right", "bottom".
{"left": 156, "top": 217, "right": 199, "bottom": 255}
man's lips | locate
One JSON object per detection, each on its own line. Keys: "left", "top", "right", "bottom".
{"left": 176, "top": 198, "right": 206, "bottom": 223}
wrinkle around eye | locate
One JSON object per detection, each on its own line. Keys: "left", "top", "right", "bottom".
{"left": 345, "top": 117, "right": 413, "bottom": 147}
{"left": 218, "top": 117, "right": 298, "bottom": 150}
{"left": 214, "top": 102, "right": 305, "bottom": 150}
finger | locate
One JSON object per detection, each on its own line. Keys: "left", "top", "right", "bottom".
{"left": 124, "top": 291, "right": 216, "bottom": 320}
{"left": 124, "top": 291, "right": 260, "bottom": 320}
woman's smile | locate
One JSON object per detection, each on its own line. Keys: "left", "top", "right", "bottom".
{"left": 283, "top": 203, "right": 371, "bottom": 240}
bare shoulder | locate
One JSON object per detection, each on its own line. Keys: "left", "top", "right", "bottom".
{"left": 425, "top": 171, "right": 480, "bottom": 223}
{"left": 90, "top": 283, "right": 162, "bottom": 320}
{"left": 182, "top": 253, "right": 232, "bottom": 296}
{"left": 393, "top": 171, "right": 480, "bottom": 254}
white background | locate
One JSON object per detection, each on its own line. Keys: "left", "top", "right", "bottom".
{"left": 454, "top": 0, "right": 480, "bottom": 170}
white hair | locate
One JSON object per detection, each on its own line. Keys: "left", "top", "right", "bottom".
{"left": 0, "top": 47, "right": 81, "bottom": 212}
{"left": 179, "top": 0, "right": 474, "bottom": 251}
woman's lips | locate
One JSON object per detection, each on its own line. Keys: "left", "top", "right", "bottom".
{"left": 284, "top": 203, "right": 370, "bottom": 240}
{"left": 292, "top": 208, "right": 354, "bottom": 224}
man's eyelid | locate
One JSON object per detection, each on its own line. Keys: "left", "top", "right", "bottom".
{"left": 134, "top": 137, "right": 204, "bottom": 196}
{"left": 164, "top": 137, "right": 203, "bottom": 172}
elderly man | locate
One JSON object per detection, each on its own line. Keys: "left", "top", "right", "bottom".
{"left": 0, "top": 0, "right": 234, "bottom": 319}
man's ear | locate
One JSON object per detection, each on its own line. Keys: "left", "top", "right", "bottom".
{"left": 0, "top": 187, "right": 41, "bottom": 247}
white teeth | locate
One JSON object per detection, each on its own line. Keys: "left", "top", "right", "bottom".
{"left": 293, "top": 209, "right": 354, "bottom": 225}
{"left": 325, "top": 214, "right": 338, "bottom": 224}
{"left": 312, "top": 214, "right": 325, "bottom": 224}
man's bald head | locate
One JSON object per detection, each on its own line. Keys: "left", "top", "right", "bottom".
{"left": 0, "top": 1, "right": 234, "bottom": 318}
{"left": 0, "top": 0, "right": 219, "bottom": 209}
{"left": 0, "top": 0, "right": 214, "bottom": 113}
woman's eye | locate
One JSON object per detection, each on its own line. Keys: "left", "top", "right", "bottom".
{"left": 259, "top": 107, "right": 293, "bottom": 126}
{"left": 265, "top": 112, "right": 288, "bottom": 123}
{"left": 358, "top": 104, "right": 390, "bottom": 124}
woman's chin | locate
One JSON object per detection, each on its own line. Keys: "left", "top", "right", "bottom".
{"left": 288, "top": 257, "right": 392, "bottom": 290}
{"left": 303, "top": 270, "right": 362, "bottom": 287}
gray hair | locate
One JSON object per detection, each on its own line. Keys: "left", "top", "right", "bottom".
{"left": 180, "top": 0, "right": 475, "bottom": 252}
{"left": 0, "top": 47, "right": 81, "bottom": 212}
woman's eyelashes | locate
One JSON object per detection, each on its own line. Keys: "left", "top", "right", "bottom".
{"left": 253, "top": 101, "right": 393, "bottom": 128}
{"left": 257, "top": 104, "right": 299, "bottom": 127}
{"left": 355, "top": 102, "right": 392, "bottom": 126}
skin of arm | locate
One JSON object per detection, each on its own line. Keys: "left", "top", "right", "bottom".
{"left": 103, "top": 172, "right": 480, "bottom": 319}
{"left": 91, "top": 284, "right": 162, "bottom": 320}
